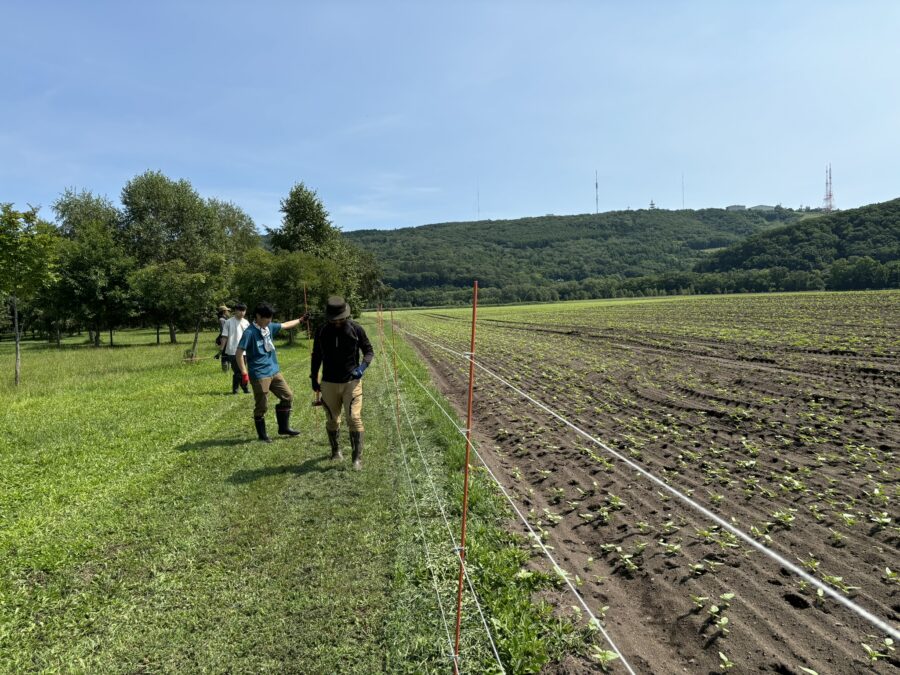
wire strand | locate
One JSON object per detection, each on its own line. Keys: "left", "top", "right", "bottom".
{"left": 387, "top": 332, "right": 637, "bottom": 674}
{"left": 372, "top": 327, "right": 459, "bottom": 671}
{"left": 398, "top": 325, "right": 900, "bottom": 644}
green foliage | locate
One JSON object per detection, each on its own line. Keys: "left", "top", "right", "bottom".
{"left": 0, "top": 204, "right": 59, "bottom": 305}
{"left": 120, "top": 170, "right": 226, "bottom": 268}
{"left": 207, "top": 198, "right": 261, "bottom": 263}
{"left": 348, "top": 207, "right": 799, "bottom": 305}
{"left": 266, "top": 182, "right": 383, "bottom": 315}
{"left": 232, "top": 248, "right": 344, "bottom": 329}
{"left": 52, "top": 191, "right": 134, "bottom": 343}
{"left": 698, "top": 198, "right": 900, "bottom": 290}
{"left": 268, "top": 182, "right": 335, "bottom": 254}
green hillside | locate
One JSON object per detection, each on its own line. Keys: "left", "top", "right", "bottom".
{"left": 348, "top": 208, "right": 799, "bottom": 304}
{"left": 697, "top": 198, "right": 900, "bottom": 272}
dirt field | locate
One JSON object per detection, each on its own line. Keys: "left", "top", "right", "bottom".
{"left": 397, "top": 292, "right": 899, "bottom": 674}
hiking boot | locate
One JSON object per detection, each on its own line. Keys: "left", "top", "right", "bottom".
{"left": 254, "top": 416, "right": 272, "bottom": 443}
{"left": 350, "top": 431, "right": 364, "bottom": 471}
{"left": 328, "top": 430, "right": 342, "bottom": 460}
{"left": 275, "top": 406, "right": 300, "bottom": 436}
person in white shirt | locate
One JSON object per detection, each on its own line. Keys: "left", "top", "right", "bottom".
{"left": 219, "top": 302, "right": 250, "bottom": 394}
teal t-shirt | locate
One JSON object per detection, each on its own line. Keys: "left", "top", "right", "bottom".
{"left": 238, "top": 322, "right": 282, "bottom": 380}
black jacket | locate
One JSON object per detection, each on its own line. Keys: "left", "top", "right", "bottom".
{"left": 310, "top": 320, "right": 374, "bottom": 384}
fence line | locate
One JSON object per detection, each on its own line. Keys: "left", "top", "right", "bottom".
{"left": 396, "top": 384, "right": 505, "bottom": 671}
{"left": 396, "top": 325, "right": 900, "bottom": 644}
{"left": 387, "top": 336, "right": 637, "bottom": 674}
{"left": 372, "top": 322, "right": 458, "bottom": 671}
{"left": 376, "top": 313, "right": 504, "bottom": 673}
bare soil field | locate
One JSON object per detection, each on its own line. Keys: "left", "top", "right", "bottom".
{"left": 397, "top": 292, "right": 899, "bottom": 674}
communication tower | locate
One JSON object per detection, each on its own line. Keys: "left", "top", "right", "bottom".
{"left": 823, "top": 163, "right": 834, "bottom": 212}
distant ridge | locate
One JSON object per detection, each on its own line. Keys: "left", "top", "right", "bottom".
{"left": 696, "top": 198, "right": 900, "bottom": 273}
{"left": 347, "top": 201, "right": 899, "bottom": 305}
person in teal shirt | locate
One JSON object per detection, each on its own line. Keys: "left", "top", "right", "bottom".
{"left": 236, "top": 302, "right": 309, "bottom": 442}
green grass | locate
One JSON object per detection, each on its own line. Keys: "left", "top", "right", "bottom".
{"left": 1, "top": 327, "right": 587, "bottom": 673}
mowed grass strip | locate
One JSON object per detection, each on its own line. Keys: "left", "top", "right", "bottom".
{"left": 0, "top": 332, "right": 401, "bottom": 673}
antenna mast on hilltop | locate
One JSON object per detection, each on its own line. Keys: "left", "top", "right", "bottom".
{"left": 595, "top": 170, "right": 599, "bottom": 214}
{"left": 823, "top": 163, "right": 834, "bottom": 212}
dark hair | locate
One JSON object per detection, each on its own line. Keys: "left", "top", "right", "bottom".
{"left": 253, "top": 302, "right": 274, "bottom": 318}
{"left": 233, "top": 302, "right": 247, "bottom": 311}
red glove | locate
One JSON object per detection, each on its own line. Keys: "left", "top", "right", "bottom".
{"left": 241, "top": 373, "right": 250, "bottom": 386}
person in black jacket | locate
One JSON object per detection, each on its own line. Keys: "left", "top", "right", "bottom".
{"left": 310, "top": 296, "right": 374, "bottom": 470}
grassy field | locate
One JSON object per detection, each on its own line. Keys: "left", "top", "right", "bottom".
{"left": 1, "top": 325, "right": 590, "bottom": 674}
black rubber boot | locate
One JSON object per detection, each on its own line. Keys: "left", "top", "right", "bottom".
{"left": 275, "top": 406, "right": 300, "bottom": 436}
{"left": 254, "top": 416, "right": 272, "bottom": 443}
{"left": 350, "top": 431, "right": 363, "bottom": 471}
{"left": 328, "top": 430, "right": 342, "bottom": 460}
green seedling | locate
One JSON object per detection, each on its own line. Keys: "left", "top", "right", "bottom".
{"left": 822, "top": 574, "right": 859, "bottom": 595}
{"left": 589, "top": 646, "right": 620, "bottom": 671}
{"left": 659, "top": 539, "right": 682, "bottom": 556}
{"left": 718, "top": 651, "right": 735, "bottom": 670}
{"left": 714, "top": 615, "right": 730, "bottom": 635}
{"left": 690, "top": 595, "right": 708, "bottom": 610}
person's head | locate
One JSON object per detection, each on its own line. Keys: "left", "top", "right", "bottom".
{"left": 325, "top": 296, "right": 350, "bottom": 326}
{"left": 253, "top": 302, "right": 275, "bottom": 328}
{"left": 217, "top": 304, "right": 231, "bottom": 318}
{"left": 233, "top": 302, "right": 247, "bottom": 319}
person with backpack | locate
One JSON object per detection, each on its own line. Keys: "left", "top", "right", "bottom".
{"left": 219, "top": 302, "right": 250, "bottom": 394}
{"left": 310, "top": 296, "right": 374, "bottom": 471}
{"left": 235, "top": 302, "right": 308, "bottom": 442}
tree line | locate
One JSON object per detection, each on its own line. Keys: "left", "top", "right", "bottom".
{"left": 350, "top": 200, "right": 900, "bottom": 307}
{"left": 1, "top": 172, "right": 383, "bottom": 383}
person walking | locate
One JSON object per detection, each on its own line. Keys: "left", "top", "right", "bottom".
{"left": 219, "top": 302, "right": 250, "bottom": 394}
{"left": 216, "top": 305, "right": 230, "bottom": 372}
{"left": 310, "top": 296, "right": 374, "bottom": 470}
{"left": 235, "top": 302, "right": 308, "bottom": 442}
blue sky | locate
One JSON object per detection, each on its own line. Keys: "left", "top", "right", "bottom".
{"left": 2, "top": 1, "right": 899, "bottom": 231}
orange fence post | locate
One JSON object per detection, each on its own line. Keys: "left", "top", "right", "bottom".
{"left": 453, "top": 280, "right": 479, "bottom": 669}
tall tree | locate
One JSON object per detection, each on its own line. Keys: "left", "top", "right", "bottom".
{"left": 120, "top": 170, "right": 225, "bottom": 268}
{"left": 0, "top": 204, "right": 58, "bottom": 385}
{"left": 208, "top": 198, "right": 260, "bottom": 263}
{"left": 268, "top": 182, "right": 335, "bottom": 254}
{"left": 52, "top": 190, "right": 134, "bottom": 346}
{"left": 120, "top": 171, "right": 229, "bottom": 342}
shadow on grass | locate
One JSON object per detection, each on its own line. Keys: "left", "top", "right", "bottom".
{"left": 227, "top": 455, "right": 336, "bottom": 484}
{"left": 177, "top": 438, "right": 252, "bottom": 452}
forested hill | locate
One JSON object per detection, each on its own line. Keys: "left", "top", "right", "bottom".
{"left": 696, "top": 198, "right": 900, "bottom": 273}
{"left": 348, "top": 208, "right": 799, "bottom": 302}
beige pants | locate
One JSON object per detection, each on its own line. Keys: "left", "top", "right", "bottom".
{"left": 321, "top": 379, "right": 364, "bottom": 432}
{"left": 250, "top": 372, "right": 294, "bottom": 418}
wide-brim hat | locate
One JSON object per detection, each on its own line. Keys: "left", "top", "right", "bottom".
{"left": 218, "top": 304, "right": 231, "bottom": 312}
{"left": 325, "top": 296, "right": 350, "bottom": 321}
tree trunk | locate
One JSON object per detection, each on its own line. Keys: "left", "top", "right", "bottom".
{"left": 189, "top": 316, "right": 203, "bottom": 361}
{"left": 13, "top": 295, "right": 21, "bottom": 386}
{"left": 109, "top": 327, "right": 114, "bottom": 347}
{"left": 94, "top": 324, "right": 101, "bottom": 348}
{"left": 288, "top": 328, "right": 295, "bottom": 345}
{"left": 156, "top": 324, "right": 161, "bottom": 345}
{"left": 56, "top": 323, "right": 61, "bottom": 349}
{"left": 168, "top": 322, "right": 177, "bottom": 344}
{"left": 88, "top": 328, "right": 95, "bottom": 345}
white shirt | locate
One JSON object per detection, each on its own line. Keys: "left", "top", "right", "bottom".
{"left": 221, "top": 316, "right": 250, "bottom": 355}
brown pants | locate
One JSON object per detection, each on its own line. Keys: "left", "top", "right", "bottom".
{"left": 321, "top": 379, "right": 364, "bottom": 432}
{"left": 250, "top": 372, "right": 293, "bottom": 418}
